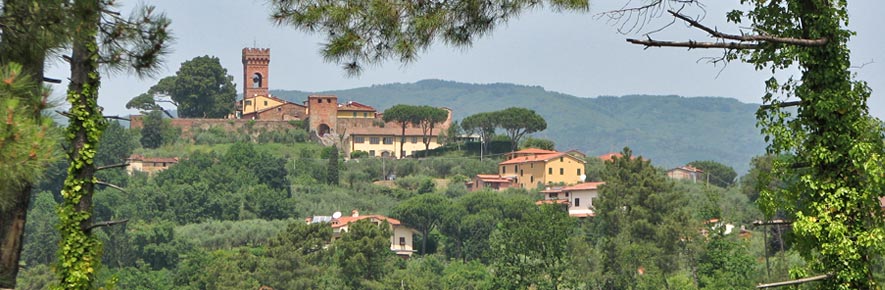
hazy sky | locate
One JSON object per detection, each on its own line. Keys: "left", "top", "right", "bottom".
{"left": 45, "top": 0, "right": 884, "bottom": 119}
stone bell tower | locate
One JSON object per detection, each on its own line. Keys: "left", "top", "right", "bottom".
{"left": 242, "top": 48, "right": 270, "bottom": 99}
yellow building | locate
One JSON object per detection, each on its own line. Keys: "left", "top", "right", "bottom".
{"left": 498, "top": 148, "right": 587, "bottom": 189}
{"left": 346, "top": 108, "right": 452, "bottom": 158}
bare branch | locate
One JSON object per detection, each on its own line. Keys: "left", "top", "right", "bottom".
{"left": 43, "top": 77, "right": 62, "bottom": 84}
{"left": 95, "top": 181, "right": 130, "bottom": 195}
{"left": 668, "top": 10, "right": 827, "bottom": 46}
{"left": 752, "top": 219, "right": 792, "bottom": 226}
{"left": 627, "top": 38, "right": 760, "bottom": 49}
{"left": 103, "top": 115, "right": 131, "bottom": 121}
{"left": 86, "top": 219, "right": 129, "bottom": 231}
{"left": 55, "top": 110, "right": 72, "bottom": 118}
{"left": 757, "top": 273, "right": 831, "bottom": 288}
{"left": 96, "top": 163, "right": 129, "bottom": 171}
{"left": 850, "top": 59, "right": 874, "bottom": 70}
{"left": 760, "top": 101, "right": 803, "bottom": 109}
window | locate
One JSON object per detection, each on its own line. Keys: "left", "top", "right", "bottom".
{"left": 531, "top": 163, "right": 534, "bottom": 168}
{"left": 530, "top": 176, "right": 534, "bottom": 183}
{"left": 574, "top": 198, "right": 581, "bottom": 207}
{"left": 565, "top": 192, "right": 569, "bottom": 197}
{"left": 363, "top": 112, "right": 368, "bottom": 117}
{"left": 578, "top": 168, "right": 582, "bottom": 176}
{"left": 245, "top": 100, "right": 252, "bottom": 106}
{"left": 327, "top": 98, "right": 332, "bottom": 103}
{"left": 411, "top": 137, "right": 418, "bottom": 143}
{"left": 549, "top": 193, "right": 558, "bottom": 198}
{"left": 502, "top": 167, "right": 506, "bottom": 174}
{"left": 353, "top": 112, "right": 357, "bottom": 117}
{"left": 369, "top": 150, "right": 375, "bottom": 157}
{"left": 317, "top": 99, "right": 322, "bottom": 103}
{"left": 548, "top": 168, "right": 553, "bottom": 174}
{"left": 399, "top": 237, "right": 406, "bottom": 246}
{"left": 383, "top": 137, "right": 394, "bottom": 144}
{"left": 560, "top": 157, "right": 564, "bottom": 162}
{"left": 354, "top": 136, "right": 365, "bottom": 143}
{"left": 560, "top": 168, "right": 564, "bottom": 175}
{"left": 370, "top": 137, "right": 380, "bottom": 144}
{"left": 520, "top": 169, "right": 524, "bottom": 176}
{"left": 264, "top": 101, "right": 268, "bottom": 106}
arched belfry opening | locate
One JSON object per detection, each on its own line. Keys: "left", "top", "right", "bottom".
{"left": 252, "top": 73, "right": 263, "bottom": 88}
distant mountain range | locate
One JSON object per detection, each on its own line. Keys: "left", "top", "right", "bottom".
{"left": 271, "top": 79, "right": 766, "bottom": 174}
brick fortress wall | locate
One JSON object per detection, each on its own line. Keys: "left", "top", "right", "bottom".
{"left": 129, "top": 116, "right": 300, "bottom": 138}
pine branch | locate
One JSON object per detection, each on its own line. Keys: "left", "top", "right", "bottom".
{"left": 668, "top": 10, "right": 828, "bottom": 46}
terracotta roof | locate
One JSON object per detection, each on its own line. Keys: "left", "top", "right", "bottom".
{"left": 127, "top": 154, "right": 179, "bottom": 164}
{"left": 512, "top": 148, "right": 559, "bottom": 155}
{"left": 330, "top": 215, "right": 403, "bottom": 228}
{"left": 499, "top": 152, "right": 584, "bottom": 165}
{"left": 475, "top": 174, "right": 516, "bottom": 183}
{"left": 562, "top": 182, "right": 605, "bottom": 191}
{"left": 338, "top": 101, "right": 376, "bottom": 112}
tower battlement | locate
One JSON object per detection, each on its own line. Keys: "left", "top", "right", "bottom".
{"left": 242, "top": 48, "right": 270, "bottom": 63}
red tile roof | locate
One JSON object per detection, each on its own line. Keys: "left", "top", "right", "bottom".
{"left": 499, "top": 152, "right": 580, "bottom": 165}
{"left": 338, "top": 101, "right": 376, "bottom": 112}
{"left": 562, "top": 182, "right": 605, "bottom": 191}
{"left": 512, "top": 148, "right": 559, "bottom": 155}
{"left": 475, "top": 175, "right": 516, "bottom": 184}
{"left": 330, "top": 215, "right": 403, "bottom": 228}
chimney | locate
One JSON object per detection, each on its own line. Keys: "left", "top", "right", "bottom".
{"left": 351, "top": 209, "right": 359, "bottom": 217}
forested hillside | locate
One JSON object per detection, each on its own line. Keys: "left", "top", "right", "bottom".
{"left": 273, "top": 79, "right": 764, "bottom": 173}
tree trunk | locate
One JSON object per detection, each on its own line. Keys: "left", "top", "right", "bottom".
{"left": 0, "top": 185, "right": 30, "bottom": 288}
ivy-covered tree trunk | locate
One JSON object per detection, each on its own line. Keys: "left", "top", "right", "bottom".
{"left": 56, "top": 0, "right": 106, "bottom": 288}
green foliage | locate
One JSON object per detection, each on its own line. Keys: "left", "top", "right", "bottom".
{"left": 334, "top": 219, "right": 394, "bottom": 288}
{"left": 696, "top": 235, "right": 757, "bottom": 289}
{"left": 688, "top": 160, "right": 738, "bottom": 188}
{"left": 0, "top": 64, "right": 56, "bottom": 210}
{"left": 139, "top": 110, "right": 175, "bottom": 149}
{"left": 520, "top": 137, "right": 555, "bottom": 151}
{"left": 593, "top": 148, "right": 696, "bottom": 289}
{"left": 394, "top": 175, "right": 435, "bottom": 195}
{"left": 96, "top": 121, "right": 137, "bottom": 166}
{"left": 22, "top": 191, "right": 59, "bottom": 266}
{"left": 327, "top": 147, "right": 340, "bottom": 185}
{"left": 497, "top": 107, "right": 547, "bottom": 151}
{"left": 133, "top": 55, "right": 237, "bottom": 118}
{"left": 739, "top": 1, "right": 885, "bottom": 287}
{"left": 350, "top": 150, "right": 369, "bottom": 159}
{"left": 461, "top": 111, "right": 499, "bottom": 154}
{"left": 392, "top": 193, "right": 451, "bottom": 254}
{"left": 174, "top": 219, "right": 291, "bottom": 251}
{"left": 439, "top": 190, "right": 534, "bottom": 263}
{"left": 490, "top": 204, "right": 575, "bottom": 289}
